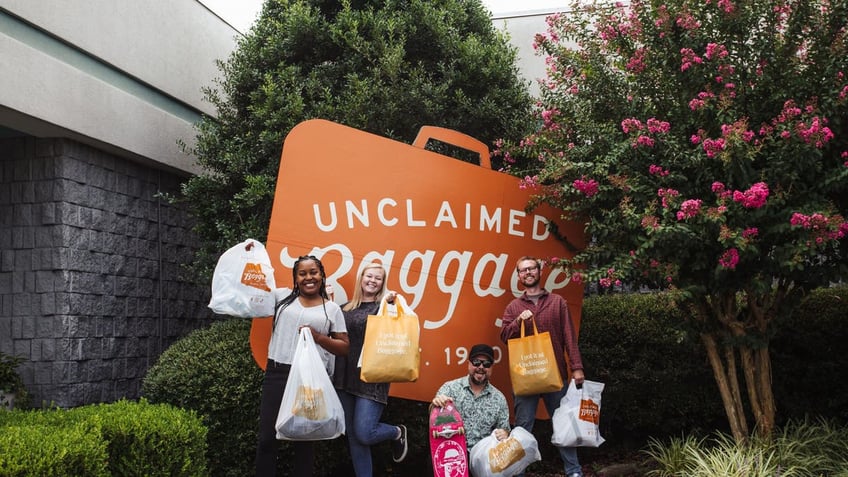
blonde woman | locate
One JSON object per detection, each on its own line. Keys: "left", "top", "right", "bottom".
{"left": 332, "top": 262, "right": 407, "bottom": 476}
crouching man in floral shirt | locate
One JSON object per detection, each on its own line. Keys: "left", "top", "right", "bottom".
{"left": 431, "top": 343, "right": 510, "bottom": 448}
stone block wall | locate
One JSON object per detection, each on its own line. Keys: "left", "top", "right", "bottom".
{"left": 0, "top": 137, "right": 213, "bottom": 407}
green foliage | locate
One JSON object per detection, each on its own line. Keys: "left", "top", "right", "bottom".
{"left": 142, "top": 319, "right": 263, "bottom": 477}
{"left": 0, "top": 422, "right": 110, "bottom": 477}
{"left": 502, "top": 0, "right": 848, "bottom": 295}
{"left": 644, "top": 419, "right": 848, "bottom": 477}
{"left": 771, "top": 286, "right": 848, "bottom": 424}
{"left": 0, "top": 400, "right": 207, "bottom": 476}
{"left": 181, "top": 0, "right": 536, "bottom": 279}
{"left": 0, "top": 352, "right": 29, "bottom": 409}
{"left": 579, "top": 292, "right": 725, "bottom": 443}
{"left": 70, "top": 399, "right": 208, "bottom": 477}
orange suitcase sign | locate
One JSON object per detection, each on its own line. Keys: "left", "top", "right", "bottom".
{"left": 251, "top": 119, "right": 585, "bottom": 402}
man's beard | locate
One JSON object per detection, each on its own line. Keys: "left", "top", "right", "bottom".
{"left": 470, "top": 371, "right": 489, "bottom": 387}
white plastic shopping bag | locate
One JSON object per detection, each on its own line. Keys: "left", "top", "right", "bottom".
{"left": 551, "top": 379, "right": 605, "bottom": 447}
{"left": 208, "top": 239, "right": 276, "bottom": 317}
{"left": 275, "top": 328, "right": 345, "bottom": 440}
{"left": 469, "top": 427, "right": 541, "bottom": 477}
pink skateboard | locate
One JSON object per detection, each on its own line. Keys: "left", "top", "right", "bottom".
{"left": 429, "top": 403, "right": 469, "bottom": 477}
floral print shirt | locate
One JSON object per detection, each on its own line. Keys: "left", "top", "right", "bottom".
{"left": 436, "top": 376, "right": 510, "bottom": 448}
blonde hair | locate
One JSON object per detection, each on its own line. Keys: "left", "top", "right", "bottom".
{"left": 342, "top": 262, "right": 388, "bottom": 311}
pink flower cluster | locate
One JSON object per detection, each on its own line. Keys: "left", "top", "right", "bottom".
{"left": 675, "top": 11, "right": 701, "bottom": 30}
{"left": 702, "top": 137, "right": 726, "bottom": 157}
{"left": 680, "top": 48, "right": 703, "bottom": 71}
{"left": 621, "top": 118, "right": 670, "bottom": 148}
{"left": 573, "top": 177, "right": 599, "bottom": 197}
{"left": 677, "top": 199, "right": 702, "bottom": 220}
{"left": 732, "top": 182, "right": 769, "bottom": 209}
{"left": 719, "top": 248, "right": 739, "bottom": 270}
{"left": 626, "top": 48, "right": 647, "bottom": 73}
{"left": 713, "top": 0, "right": 736, "bottom": 14}
{"left": 795, "top": 117, "right": 834, "bottom": 148}
{"left": 658, "top": 188, "right": 680, "bottom": 208}
{"left": 689, "top": 91, "right": 715, "bottom": 111}
{"left": 705, "top": 43, "right": 729, "bottom": 60}
{"left": 742, "top": 227, "right": 759, "bottom": 239}
{"left": 790, "top": 212, "right": 848, "bottom": 246}
{"left": 598, "top": 267, "right": 621, "bottom": 288}
{"left": 649, "top": 164, "right": 670, "bottom": 176}
{"left": 519, "top": 175, "right": 540, "bottom": 190}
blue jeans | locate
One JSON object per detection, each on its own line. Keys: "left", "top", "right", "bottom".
{"left": 338, "top": 390, "right": 400, "bottom": 477}
{"left": 514, "top": 388, "right": 582, "bottom": 476}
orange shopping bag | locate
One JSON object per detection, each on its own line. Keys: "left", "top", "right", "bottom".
{"left": 507, "top": 317, "right": 563, "bottom": 396}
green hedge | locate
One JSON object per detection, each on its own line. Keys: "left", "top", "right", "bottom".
{"left": 0, "top": 399, "right": 207, "bottom": 476}
{"left": 771, "top": 286, "right": 848, "bottom": 424}
{"left": 141, "top": 319, "right": 264, "bottom": 477}
{"left": 579, "top": 291, "right": 726, "bottom": 445}
{"left": 0, "top": 422, "right": 109, "bottom": 476}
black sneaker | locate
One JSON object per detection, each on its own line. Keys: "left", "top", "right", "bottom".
{"left": 392, "top": 425, "right": 408, "bottom": 463}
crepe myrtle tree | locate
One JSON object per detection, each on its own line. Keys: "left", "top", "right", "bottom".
{"left": 179, "top": 0, "right": 534, "bottom": 278}
{"left": 499, "top": 0, "right": 848, "bottom": 440}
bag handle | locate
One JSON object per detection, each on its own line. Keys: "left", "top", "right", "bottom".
{"left": 519, "top": 316, "right": 540, "bottom": 338}
{"left": 413, "top": 126, "right": 492, "bottom": 169}
{"left": 377, "top": 293, "right": 409, "bottom": 318}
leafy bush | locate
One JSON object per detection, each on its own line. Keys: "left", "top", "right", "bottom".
{"left": 0, "top": 399, "right": 206, "bottom": 476}
{"left": 579, "top": 292, "right": 726, "bottom": 445}
{"left": 71, "top": 399, "right": 208, "bottom": 477}
{"left": 0, "top": 422, "right": 109, "bottom": 476}
{"left": 142, "top": 319, "right": 263, "bottom": 477}
{"left": 772, "top": 286, "right": 848, "bottom": 424}
{"left": 182, "top": 0, "right": 535, "bottom": 279}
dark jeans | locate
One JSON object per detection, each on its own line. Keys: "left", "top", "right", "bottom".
{"left": 255, "top": 360, "right": 315, "bottom": 477}
{"left": 338, "top": 390, "right": 399, "bottom": 477}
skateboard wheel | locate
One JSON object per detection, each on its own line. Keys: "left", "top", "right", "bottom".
{"left": 459, "top": 426, "right": 465, "bottom": 435}
{"left": 432, "top": 430, "right": 438, "bottom": 439}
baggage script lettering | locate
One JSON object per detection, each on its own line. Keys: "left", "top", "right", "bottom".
{"left": 273, "top": 198, "right": 570, "bottom": 330}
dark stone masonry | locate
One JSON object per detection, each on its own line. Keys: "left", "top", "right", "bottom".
{"left": 0, "top": 137, "right": 213, "bottom": 407}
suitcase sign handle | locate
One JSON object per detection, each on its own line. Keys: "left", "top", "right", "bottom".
{"left": 413, "top": 126, "right": 491, "bottom": 170}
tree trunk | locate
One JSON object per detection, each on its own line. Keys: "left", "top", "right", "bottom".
{"left": 754, "top": 345, "right": 775, "bottom": 436}
{"left": 700, "top": 332, "right": 748, "bottom": 442}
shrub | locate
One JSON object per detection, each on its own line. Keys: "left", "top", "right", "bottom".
{"left": 142, "top": 319, "right": 262, "bottom": 477}
{"left": 0, "top": 422, "right": 109, "bottom": 476}
{"left": 0, "top": 400, "right": 206, "bottom": 476}
{"left": 772, "top": 286, "right": 848, "bottom": 425}
{"left": 70, "top": 399, "right": 208, "bottom": 477}
{"left": 579, "top": 292, "right": 726, "bottom": 445}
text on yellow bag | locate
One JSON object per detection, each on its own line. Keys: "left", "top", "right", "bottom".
{"left": 360, "top": 295, "right": 420, "bottom": 383}
{"left": 507, "top": 317, "right": 563, "bottom": 396}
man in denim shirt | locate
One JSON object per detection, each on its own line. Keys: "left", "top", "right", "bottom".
{"left": 431, "top": 343, "right": 510, "bottom": 448}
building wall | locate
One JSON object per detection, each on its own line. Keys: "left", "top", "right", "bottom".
{"left": 0, "top": 0, "right": 239, "bottom": 174}
{"left": 0, "top": 137, "right": 211, "bottom": 407}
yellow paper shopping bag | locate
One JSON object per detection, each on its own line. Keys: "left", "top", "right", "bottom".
{"left": 507, "top": 317, "right": 563, "bottom": 396}
{"left": 360, "top": 295, "right": 420, "bottom": 383}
